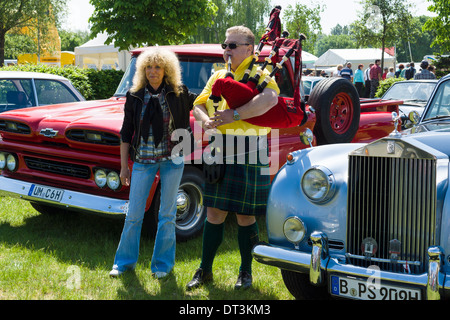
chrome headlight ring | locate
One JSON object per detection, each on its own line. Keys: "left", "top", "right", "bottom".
{"left": 301, "top": 165, "right": 336, "bottom": 203}
{"left": 6, "top": 153, "right": 18, "bottom": 172}
{"left": 0, "top": 152, "right": 6, "bottom": 169}
{"left": 94, "top": 168, "right": 121, "bottom": 190}
{"left": 106, "top": 171, "right": 121, "bottom": 190}
{"left": 94, "top": 169, "right": 107, "bottom": 188}
{"left": 283, "top": 216, "right": 307, "bottom": 245}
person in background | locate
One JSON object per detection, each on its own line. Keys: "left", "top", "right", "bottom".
{"left": 400, "top": 63, "right": 410, "bottom": 78}
{"left": 386, "top": 67, "right": 395, "bottom": 79}
{"left": 340, "top": 62, "right": 353, "bottom": 82}
{"left": 363, "top": 63, "right": 373, "bottom": 98}
{"left": 333, "top": 64, "right": 343, "bottom": 77}
{"left": 395, "top": 64, "right": 404, "bottom": 78}
{"left": 382, "top": 67, "right": 388, "bottom": 80}
{"left": 369, "top": 59, "right": 382, "bottom": 98}
{"left": 404, "top": 62, "right": 416, "bottom": 80}
{"left": 414, "top": 60, "right": 436, "bottom": 79}
{"left": 110, "top": 47, "right": 197, "bottom": 279}
{"left": 353, "top": 64, "right": 364, "bottom": 97}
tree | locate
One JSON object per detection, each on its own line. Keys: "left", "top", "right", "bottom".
{"left": 0, "top": 0, "right": 66, "bottom": 66}
{"left": 282, "top": 2, "right": 324, "bottom": 55}
{"left": 423, "top": 0, "right": 450, "bottom": 54}
{"left": 60, "top": 30, "right": 90, "bottom": 52}
{"left": 395, "top": 16, "right": 440, "bottom": 62}
{"left": 351, "top": 0, "right": 413, "bottom": 69}
{"left": 315, "top": 34, "right": 357, "bottom": 57}
{"left": 191, "top": 0, "right": 271, "bottom": 44}
{"left": 89, "top": 0, "right": 218, "bottom": 50}
{"left": 4, "top": 32, "right": 35, "bottom": 59}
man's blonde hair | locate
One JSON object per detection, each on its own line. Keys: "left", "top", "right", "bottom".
{"left": 131, "top": 47, "right": 183, "bottom": 96}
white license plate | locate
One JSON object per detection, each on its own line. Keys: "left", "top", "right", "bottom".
{"left": 28, "top": 184, "right": 64, "bottom": 202}
{"left": 330, "top": 275, "right": 421, "bottom": 300}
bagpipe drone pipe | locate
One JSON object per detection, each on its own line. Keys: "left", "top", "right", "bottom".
{"left": 209, "top": 7, "right": 308, "bottom": 129}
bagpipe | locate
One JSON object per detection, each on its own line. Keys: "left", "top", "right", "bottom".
{"left": 209, "top": 6, "right": 308, "bottom": 129}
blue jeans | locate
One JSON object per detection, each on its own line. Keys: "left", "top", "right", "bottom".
{"left": 112, "top": 158, "right": 184, "bottom": 273}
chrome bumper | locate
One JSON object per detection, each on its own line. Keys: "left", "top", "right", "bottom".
{"left": 0, "top": 176, "right": 128, "bottom": 215}
{"left": 253, "top": 231, "right": 449, "bottom": 300}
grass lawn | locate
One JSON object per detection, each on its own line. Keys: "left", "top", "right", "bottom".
{"left": 0, "top": 196, "right": 293, "bottom": 300}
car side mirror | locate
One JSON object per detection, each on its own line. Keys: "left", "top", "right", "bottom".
{"left": 408, "top": 111, "right": 420, "bottom": 125}
{"left": 300, "top": 128, "right": 314, "bottom": 147}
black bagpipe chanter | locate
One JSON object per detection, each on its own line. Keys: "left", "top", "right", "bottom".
{"left": 209, "top": 6, "right": 308, "bottom": 128}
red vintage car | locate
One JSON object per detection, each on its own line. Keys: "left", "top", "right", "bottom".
{"left": 0, "top": 44, "right": 401, "bottom": 240}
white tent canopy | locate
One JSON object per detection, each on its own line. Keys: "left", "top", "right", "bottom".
{"left": 74, "top": 33, "right": 131, "bottom": 71}
{"left": 314, "top": 48, "right": 395, "bottom": 70}
{"left": 301, "top": 51, "right": 319, "bottom": 69}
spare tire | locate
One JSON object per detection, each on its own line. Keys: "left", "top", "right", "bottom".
{"left": 309, "top": 77, "right": 360, "bottom": 145}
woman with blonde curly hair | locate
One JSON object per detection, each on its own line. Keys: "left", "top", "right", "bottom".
{"left": 110, "top": 47, "right": 197, "bottom": 278}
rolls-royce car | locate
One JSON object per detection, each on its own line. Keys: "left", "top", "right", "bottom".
{"left": 253, "top": 73, "right": 450, "bottom": 300}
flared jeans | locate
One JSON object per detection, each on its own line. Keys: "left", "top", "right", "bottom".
{"left": 112, "top": 158, "right": 184, "bottom": 273}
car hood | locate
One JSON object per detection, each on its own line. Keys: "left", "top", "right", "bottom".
{"left": 355, "top": 122, "right": 450, "bottom": 159}
{"left": 0, "top": 98, "right": 125, "bottom": 152}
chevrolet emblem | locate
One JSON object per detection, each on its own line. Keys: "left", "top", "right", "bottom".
{"left": 40, "top": 128, "right": 59, "bottom": 138}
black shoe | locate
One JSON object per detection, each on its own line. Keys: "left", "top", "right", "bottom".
{"left": 234, "top": 271, "right": 252, "bottom": 290}
{"left": 186, "top": 268, "right": 213, "bottom": 291}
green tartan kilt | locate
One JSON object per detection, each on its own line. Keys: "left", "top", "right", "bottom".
{"left": 204, "top": 144, "right": 270, "bottom": 216}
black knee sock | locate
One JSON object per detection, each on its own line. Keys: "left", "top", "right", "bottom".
{"left": 199, "top": 220, "right": 224, "bottom": 273}
{"left": 238, "top": 222, "right": 259, "bottom": 274}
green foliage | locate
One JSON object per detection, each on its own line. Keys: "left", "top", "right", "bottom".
{"left": 84, "top": 68, "right": 125, "bottom": 100}
{"left": 283, "top": 2, "right": 324, "bottom": 55}
{"left": 89, "top": 0, "right": 218, "bottom": 50}
{"left": 375, "top": 76, "right": 406, "bottom": 97}
{"left": 4, "top": 33, "right": 36, "bottom": 59}
{"left": 434, "top": 55, "right": 450, "bottom": 78}
{"left": 0, "top": 0, "right": 67, "bottom": 65}
{"left": 351, "top": 0, "right": 413, "bottom": 68}
{"left": 315, "top": 34, "right": 357, "bottom": 57}
{"left": 59, "top": 30, "right": 90, "bottom": 52}
{"left": 0, "top": 64, "right": 124, "bottom": 100}
{"left": 423, "top": 0, "right": 450, "bottom": 54}
{"left": 191, "top": 0, "right": 271, "bottom": 44}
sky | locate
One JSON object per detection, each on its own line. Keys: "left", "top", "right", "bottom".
{"left": 62, "top": 0, "right": 434, "bottom": 35}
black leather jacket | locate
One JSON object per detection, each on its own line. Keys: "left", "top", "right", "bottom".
{"left": 120, "top": 83, "right": 197, "bottom": 161}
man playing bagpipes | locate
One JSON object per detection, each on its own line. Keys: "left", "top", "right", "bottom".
{"left": 186, "top": 23, "right": 280, "bottom": 290}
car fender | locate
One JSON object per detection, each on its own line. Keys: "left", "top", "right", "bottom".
{"left": 266, "top": 143, "right": 365, "bottom": 248}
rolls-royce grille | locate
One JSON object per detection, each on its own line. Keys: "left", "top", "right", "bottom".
{"left": 24, "top": 157, "right": 90, "bottom": 179}
{"left": 347, "top": 155, "right": 437, "bottom": 274}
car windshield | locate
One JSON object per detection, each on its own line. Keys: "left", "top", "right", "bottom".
{"left": 383, "top": 81, "right": 436, "bottom": 102}
{"left": 115, "top": 56, "right": 225, "bottom": 96}
{"left": 114, "top": 54, "right": 294, "bottom": 97}
{"left": 423, "top": 79, "right": 450, "bottom": 121}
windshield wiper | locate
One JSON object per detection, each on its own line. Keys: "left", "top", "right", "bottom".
{"left": 424, "top": 115, "right": 450, "bottom": 122}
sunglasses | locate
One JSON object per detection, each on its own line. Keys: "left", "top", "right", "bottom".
{"left": 221, "top": 43, "right": 250, "bottom": 50}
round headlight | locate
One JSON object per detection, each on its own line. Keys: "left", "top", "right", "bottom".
{"left": 301, "top": 166, "right": 335, "bottom": 203}
{"left": 107, "top": 171, "right": 121, "bottom": 190}
{"left": 6, "top": 153, "right": 18, "bottom": 172}
{"left": 94, "top": 169, "right": 107, "bottom": 188}
{"left": 0, "top": 153, "right": 6, "bottom": 169}
{"left": 283, "top": 217, "right": 306, "bottom": 244}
